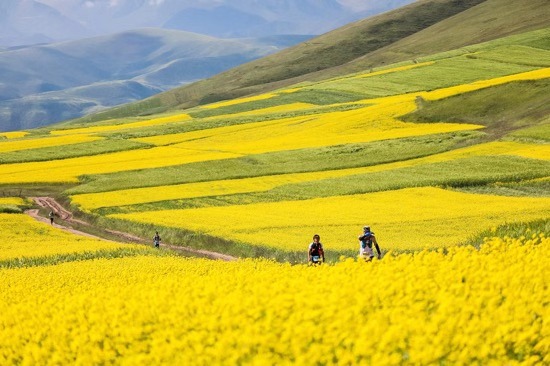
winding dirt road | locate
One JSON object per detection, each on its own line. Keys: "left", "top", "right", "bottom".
{"left": 26, "top": 197, "right": 236, "bottom": 261}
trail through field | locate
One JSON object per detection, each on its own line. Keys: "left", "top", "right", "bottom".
{"left": 26, "top": 197, "right": 236, "bottom": 261}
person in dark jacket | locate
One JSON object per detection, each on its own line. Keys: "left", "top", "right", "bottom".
{"left": 308, "top": 234, "right": 325, "bottom": 264}
{"left": 153, "top": 231, "right": 161, "bottom": 248}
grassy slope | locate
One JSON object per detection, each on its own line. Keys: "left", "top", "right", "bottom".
{"left": 54, "top": 30, "right": 549, "bottom": 197}
{"left": 64, "top": 0, "right": 549, "bottom": 125}
{"left": 402, "top": 78, "right": 550, "bottom": 139}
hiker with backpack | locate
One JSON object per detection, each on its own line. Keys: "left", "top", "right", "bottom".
{"left": 359, "top": 226, "right": 381, "bottom": 261}
{"left": 48, "top": 211, "right": 54, "bottom": 225}
{"left": 153, "top": 231, "right": 161, "bottom": 248}
{"left": 308, "top": 234, "right": 325, "bottom": 265}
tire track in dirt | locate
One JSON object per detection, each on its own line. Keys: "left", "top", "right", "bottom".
{"left": 26, "top": 197, "right": 237, "bottom": 261}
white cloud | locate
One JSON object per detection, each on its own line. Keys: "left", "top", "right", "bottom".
{"left": 148, "top": 0, "right": 165, "bottom": 5}
{"left": 84, "top": 1, "right": 95, "bottom": 8}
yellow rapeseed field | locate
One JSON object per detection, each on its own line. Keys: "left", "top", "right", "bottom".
{"left": 135, "top": 69, "right": 550, "bottom": 155}
{"left": 0, "top": 131, "right": 29, "bottom": 139}
{"left": 0, "top": 213, "right": 137, "bottom": 261}
{"left": 0, "top": 197, "right": 26, "bottom": 206}
{"left": 112, "top": 187, "right": 550, "bottom": 251}
{"left": 0, "top": 233, "right": 547, "bottom": 365}
{"left": 136, "top": 103, "right": 480, "bottom": 153}
{"left": 70, "top": 140, "right": 549, "bottom": 211}
{"left": 201, "top": 93, "right": 278, "bottom": 109}
{"left": 421, "top": 67, "right": 550, "bottom": 101}
{"left": 0, "top": 146, "right": 241, "bottom": 184}
{"left": 0, "top": 134, "right": 102, "bottom": 153}
{"left": 50, "top": 113, "right": 191, "bottom": 135}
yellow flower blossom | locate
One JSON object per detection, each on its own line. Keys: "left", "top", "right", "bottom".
{"left": 50, "top": 113, "right": 191, "bottom": 135}
{"left": 0, "top": 213, "right": 139, "bottom": 261}
{"left": 111, "top": 187, "right": 550, "bottom": 251}
{"left": 0, "top": 134, "right": 102, "bottom": 153}
{"left": 0, "top": 234, "right": 547, "bottom": 365}
{"left": 0, "top": 131, "right": 28, "bottom": 139}
{"left": 0, "top": 197, "right": 26, "bottom": 206}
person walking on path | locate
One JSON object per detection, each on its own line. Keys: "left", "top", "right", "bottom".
{"left": 308, "top": 234, "right": 325, "bottom": 265}
{"left": 48, "top": 211, "right": 54, "bottom": 225}
{"left": 153, "top": 231, "right": 161, "bottom": 248}
{"left": 359, "top": 226, "right": 381, "bottom": 261}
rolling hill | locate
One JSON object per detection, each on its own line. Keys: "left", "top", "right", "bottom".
{"left": 74, "top": 0, "right": 549, "bottom": 124}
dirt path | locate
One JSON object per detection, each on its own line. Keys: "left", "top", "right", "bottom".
{"left": 27, "top": 197, "right": 237, "bottom": 261}
{"left": 26, "top": 208, "right": 109, "bottom": 240}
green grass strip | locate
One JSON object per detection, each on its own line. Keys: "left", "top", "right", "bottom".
{"left": 402, "top": 79, "right": 550, "bottom": 139}
{"left": 103, "top": 103, "right": 365, "bottom": 140}
{"left": 0, "top": 247, "right": 169, "bottom": 269}
{"left": 97, "top": 155, "right": 549, "bottom": 214}
{"left": 68, "top": 131, "right": 480, "bottom": 195}
{"left": 0, "top": 139, "right": 151, "bottom": 164}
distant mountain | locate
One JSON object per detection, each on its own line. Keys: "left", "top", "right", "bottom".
{"left": 0, "top": 29, "right": 310, "bottom": 131}
{"left": 0, "top": 0, "right": 90, "bottom": 47}
{"left": 2, "top": 0, "right": 414, "bottom": 47}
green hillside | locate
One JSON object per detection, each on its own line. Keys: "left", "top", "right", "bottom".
{"left": 68, "top": 0, "right": 550, "bottom": 125}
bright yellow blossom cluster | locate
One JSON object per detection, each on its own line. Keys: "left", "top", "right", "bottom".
{"left": 0, "top": 213, "right": 138, "bottom": 261}
{"left": 0, "top": 131, "right": 28, "bottom": 139}
{"left": 112, "top": 187, "right": 550, "bottom": 251}
{"left": 0, "top": 197, "right": 26, "bottom": 206}
{"left": 201, "top": 93, "right": 278, "bottom": 109}
{"left": 0, "top": 134, "right": 101, "bottom": 153}
{"left": 136, "top": 103, "right": 481, "bottom": 153}
{"left": 0, "top": 146, "right": 240, "bottom": 184}
{"left": 0, "top": 233, "right": 547, "bottom": 365}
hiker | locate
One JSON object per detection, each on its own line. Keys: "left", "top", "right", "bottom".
{"left": 359, "top": 226, "right": 381, "bottom": 261}
{"left": 308, "top": 234, "right": 325, "bottom": 265}
{"left": 153, "top": 231, "right": 161, "bottom": 248}
{"left": 48, "top": 211, "right": 54, "bottom": 225}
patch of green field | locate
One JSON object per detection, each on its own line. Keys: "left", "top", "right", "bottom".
{"left": 43, "top": 117, "right": 144, "bottom": 132}
{"left": 96, "top": 155, "right": 550, "bottom": 215}
{"left": 67, "top": 132, "right": 480, "bottom": 195}
{"left": 0, "top": 139, "right": 151, "bottom": 164}
{"left": 456, "top": 177, "right": 550, "bottom": 197}
{"left": 269, "top": 155, "right": 549, "bottom": 197}
{"left": 103, "top": 103, "right": 366, "bottom": 140}
{"left": 466, "top": 218, "right": 549, "bottom": 249}
{"left": 402, "top": 79, "right": 550, "bottom": 139}
{"left": 0, "top": 205, "right": 22, "bottom": 214}
{"left": 189, "top": 46, "right": 547, "bottom": 121}
{"left": 311, "top": 55, "right": 539, "bottom": 97}
{"left": 508, "top": 123, "right": 550, "bottom": 142}
{"left": 0, "top": 247, "right": 165, "bottom": 269}
{"left": 470, "top": 45, "right": 550, "bottom": 67}
{"left": 187, "top": 90, "right": 367, "bottom": 119}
